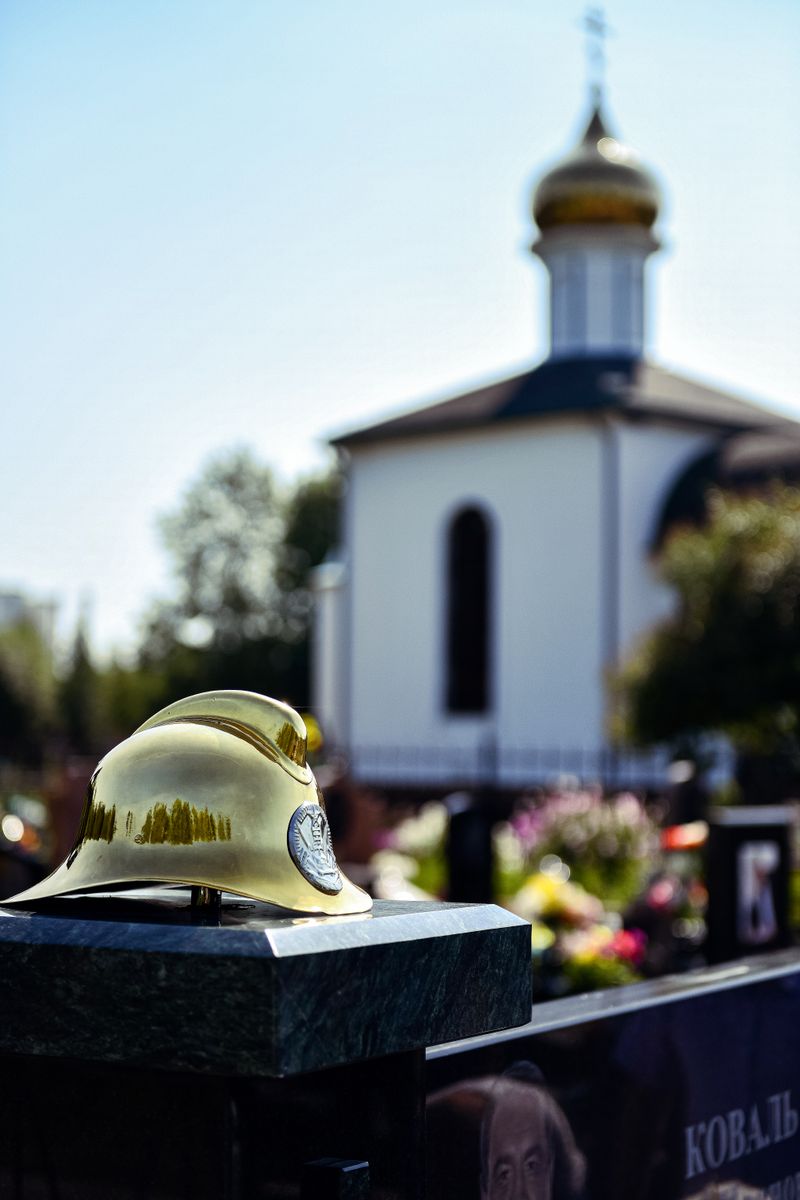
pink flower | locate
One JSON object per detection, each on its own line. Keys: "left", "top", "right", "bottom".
{"left": 609, "top": 928, "right": 647, "bottom": 966}
{"left": 647, "top": 876, "right": 677, "bottom": 910}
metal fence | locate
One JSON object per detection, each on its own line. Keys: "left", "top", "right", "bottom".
{"left": 340, "top": 741, "right": 735, "bottom": 793}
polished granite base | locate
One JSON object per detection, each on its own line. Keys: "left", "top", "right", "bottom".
{"left": 0, "top": 887, "right": 531, "bottom": 1077}
{"left": 426, "top": 949, "right": 800, "bottom": 1198}
{"left": 0, "top": 1048, "right": 422, "bottom": 1200}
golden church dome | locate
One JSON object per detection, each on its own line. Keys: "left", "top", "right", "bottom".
{"left": 533, "top": 103, "right": 661, "bottom": 231}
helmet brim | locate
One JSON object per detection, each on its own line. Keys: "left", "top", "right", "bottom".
{"left": 2, "top": 860, "right": 372, "bottom": 916}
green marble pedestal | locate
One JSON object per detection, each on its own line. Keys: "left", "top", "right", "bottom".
{"left": 0, "top": 887, "right": 530, "bottom": 1198}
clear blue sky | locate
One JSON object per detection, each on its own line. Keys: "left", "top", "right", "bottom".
{"left": 1, "top": 1, "right": 798, "bottom": 656}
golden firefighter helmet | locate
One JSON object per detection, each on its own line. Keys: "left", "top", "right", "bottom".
{"left": 3, "top": 691, "right": 372, "bottom": 916}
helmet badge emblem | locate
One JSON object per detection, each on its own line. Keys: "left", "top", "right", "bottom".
{"left": 287, "top": 803, "right": 343, "bottom": 895}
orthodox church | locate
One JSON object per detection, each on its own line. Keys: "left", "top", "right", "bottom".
{"left": 312, "top": 91, "right": 800, "bottom": 790}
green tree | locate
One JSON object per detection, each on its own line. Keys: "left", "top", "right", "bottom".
{"left": 97, "top": 657, "right": 169, "bottom": 744}
{"left": 132, "top": 448, "right": 341, "bottom": 712}
{"left": 0, "top": 618, "right": 56, "bottom": 763}
{"left": 155, "top": 446, "right": 283, "bottom": 649}
{"left": 276, "top": 471, "right": 343, "bottom": 639}
{"left": 59, "top": 614, "right": 100, "bottom": 754}
{"left": 616, "top": 486, "right": 800, "bottom": 754}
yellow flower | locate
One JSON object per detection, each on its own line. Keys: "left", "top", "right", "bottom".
{"left": 509, "top": 872, "right": 604, "bottom": 926}
{"left": 530, "top": 921, "right": 556, "bottom": 952}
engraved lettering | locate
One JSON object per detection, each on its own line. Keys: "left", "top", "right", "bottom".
{"left": 685, "top": 1091, "right": 796, "bottom": 1180}
{"left": 748, "top": 1103, "right": 770, "bottom": 1154}
{"left": 685, "top": 1123, "right": 706, "bottom": 1179}
{"left": 770, "top": 1093, "right": 785, "bottom": 1143}
{"left": 705, "top": 1114, "right": 727, "bottom": 1170}
{"left": 727, "top": 1108, "right": 746, "bottom": 1161}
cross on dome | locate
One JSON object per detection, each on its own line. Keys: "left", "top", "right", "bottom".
{"left": 582, "top": 7, "right": 612, "bottom": 104}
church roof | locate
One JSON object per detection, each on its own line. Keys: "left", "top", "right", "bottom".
{"left": 333, "top": 357, "right": 792, "bottom": 448}
{"left": 653, "top": 427, "right": 800, "bottom": 547}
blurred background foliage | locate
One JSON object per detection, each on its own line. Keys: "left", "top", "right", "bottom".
{"left": 0, "top": 447, "right": 342, "bottom": 765}
{"left": 616, "top": 485, "right": 800, "bottom": 766}
{"left": 0, "top": 619, "right": 57, "bottom": 764}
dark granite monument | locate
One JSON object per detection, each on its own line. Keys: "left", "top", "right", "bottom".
{"left": 0, "top": 886, "right": 531, "bottom": 1199}
{"left": 427, "top": 949, "right": 800, "bottom": 1198}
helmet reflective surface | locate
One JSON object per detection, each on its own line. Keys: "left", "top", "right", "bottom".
{"left": 3, "top": 691, "right": 372, "bottom": 916}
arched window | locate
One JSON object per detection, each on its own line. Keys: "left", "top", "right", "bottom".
{"left": 446, "top": 506, "right": 492, "bottom": 713}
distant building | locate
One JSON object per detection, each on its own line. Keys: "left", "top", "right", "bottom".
{"left": 313, "top": 92, "right": 800, "bottom": 791}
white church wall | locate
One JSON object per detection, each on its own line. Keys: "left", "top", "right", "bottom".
{"left": 345, "top": 439, "right": 445, "bottom": 756}
{"left": 344, "top": 417, "right": 606, "bottom": 778}
{"left": 310, "top": 560, "right": 348, "bottom": 747}
{"left": 495, "top": 423, "right": 604, "bottom": 751}
{"left": 616, "top": 422, "right": 715, "bottom": 662}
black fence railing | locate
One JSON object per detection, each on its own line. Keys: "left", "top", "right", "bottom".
{"left": 340, "top": 742, "right": 735, "bottom": 792}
